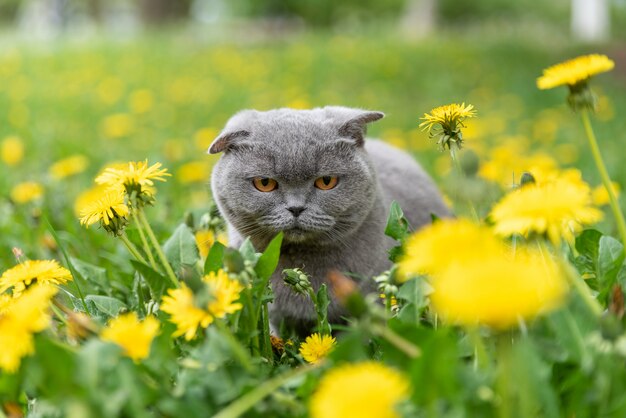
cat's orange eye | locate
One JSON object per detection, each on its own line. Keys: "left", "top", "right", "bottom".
{"left": 253, "top": 177, "right": 278, "bottom": 192}
{"left": 314, "top": 176, "right": 338, "bottom": 190}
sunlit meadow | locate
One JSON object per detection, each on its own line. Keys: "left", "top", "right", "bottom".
{"left": 1, "top": 29, "right": 626, "bottom": 417}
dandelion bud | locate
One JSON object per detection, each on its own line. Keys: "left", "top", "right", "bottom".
{"left": 519, "top": 172, "right": 536, "bottom": 187}
{"left": 282, "top": 268, "right": 313, "bottom": 295}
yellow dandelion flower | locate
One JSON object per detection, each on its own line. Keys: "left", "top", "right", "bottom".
{"left": 310, "top": 361, "right": 410, "bottom": 418}
{"left": 398, "top": 219, "right": 503, "bottom": 280}
{"left": 10, "top": 181, "right": 44, "bottom": 204}
{"left": 101, "top": 312, "right": 159, "bottom": 361}
{"left": 203, "top": 270, "right": 244, "bottom": 319}
{"left": 101, "top": 113, "right": 134, "bottom": 139}
{"left": 430, "top": 248, "right": 566, "bottom": 328}
{"left": 195, "top": 230, "right": 228, "bottom": 258}
{"left": 0, "top": 260, "right": 72, "bottom": 296}
{"left": 299, "top": 333, "right": 336, "bottom": 364}
{"left": 592, "top": 182, "right": 621, "bottom": 207}
{"left": 0, "top": 284, "right": 57, "bottom": 373}
{"left": 78, "top": 187, "right": 129, "bottom": 235}
{"left": 160, "top": 284, "right": 214, "bottom": 340}
{"left": 537, "top": 54, "right": 614, "bottom": 90}
{"left": 161, "top": 270, "right": 243, "bottom": 340}
{"left": 491, "top": 172, "right": 603, "bottom": 244}
{"left": 419, "top": 103, "right": 476, "bottom": 151}
{"left": 74, "top": 185, "right": 110, "bottom": 216}
{"left": 49, "top": 154, "right": 89, "bottom": 180}
{"left": 96, "top": 160, "right": 169, "bottom": 206}
{"left": 1, "top": 135, "right": 24, "bottom": 166}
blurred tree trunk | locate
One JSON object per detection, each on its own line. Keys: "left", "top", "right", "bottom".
{"left": 401, "top": 0, "right": 437, "bottom": 39}
{"left": 139, "top": 0, "right": 193, "bottom": 25}
{"left": 571, "top": 0, "right": 610, "bottom": 42}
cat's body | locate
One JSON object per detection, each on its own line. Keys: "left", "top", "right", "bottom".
{"left": 209, "top": 107, "right": 449, "bottom": 332}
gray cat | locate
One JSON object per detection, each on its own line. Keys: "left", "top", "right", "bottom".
{"left": 209, "top": 106, "right": 449, "bottom": 333}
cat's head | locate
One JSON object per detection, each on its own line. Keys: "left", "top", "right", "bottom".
{"left": 209, "top": 106, "right": 384, "bottom": 246}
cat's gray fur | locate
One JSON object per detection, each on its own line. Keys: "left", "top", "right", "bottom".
{"left": 209, "top": 106, "right": 449, "bottom": 332}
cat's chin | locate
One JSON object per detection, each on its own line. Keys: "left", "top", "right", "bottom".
{"left": 281, "top": 227, "right": 317, "bottom": 244}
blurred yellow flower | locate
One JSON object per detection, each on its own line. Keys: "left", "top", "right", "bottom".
{"left": 161, "top": 270, "right": 243, "bottom": 340}
{"left": 176, "top": 161, "right": 211, "bottom": 184}
{"left": 491, "top": 172, "right": 602, "bottom": 244}
{"left": 101, "top": 113, "right": 134, "bottom": 139}
{"left": 398, "top": 219, "right": 503, "bottom": 280}
{"left": 195, "top": 230, "right": 228, "bottom": 258}
{"left": 0, "top": 260, "right": 72, "bottom": 296}
{"left": 1, "top": 136, "right": 24, "bottom": 166}
{"left": 430, "top": 248, "right": 566, "bottom": 328}
{"left": 194, "top": 127, "right": 218, "bottom": 151}
{"left": 204, "top": 269, "right": 244, "bottom": 319}
{"left": 287, "top": 98, "right": 310, "bottom": 109}
{"left": 161, "top": 283, "right": 214, "bottom": 341}
{"left": 592, "top": 182, "right": 621, "bottom": 207}
{"left": 101, "top": 312, "right": 159, "bottom": 361}
{"left": 299, "top": 333, "right": 336, "bottom": 364}
{"left": 310, "top": 361, "right": 409, "bottom": 418}
{"left": 537, "top": 54, "right": 614, "bottom": 90}
{"left": 0, "top": 284, "right": 57, "bottom": 373}
{"left": 78, "top": 187, "right": 129, "bottom": 235}
{"left": 163, "top": 139, "right": 186, "bottom": 162}
{"left": 49, "top": 154, "right": 89, "bottom": 180}
{"left": 478, "top": 141, "right": 559, "bottom": 187}
{"left": 419, "top": 103, "right": 476, "bottom": 151}
{"left": 10, "top": 181, "right": 44, "bottom": 204}
{"left": 129, "top": 89, "right": 154, "bottom": 114}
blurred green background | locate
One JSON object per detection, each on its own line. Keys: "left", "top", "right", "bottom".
{"left": 1, "top": 0, "right": 625, "bottom": 267}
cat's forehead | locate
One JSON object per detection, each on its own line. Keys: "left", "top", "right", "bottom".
{"left": 241, "top": 141, "right": 350, "bottom": 181}
{"left": 250, "top": 109, "right": 334, "bottom": 144}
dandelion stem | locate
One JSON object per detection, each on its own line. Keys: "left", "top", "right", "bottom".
{"left": 119, "top": 233, "right": 148, "bottom": 265}
{"left": 132, "top": 209, "right": 159, "bottom": 271}
{"left": 450, "top": 147, "right": 480, "bottom": 222}
{"left": 137, "top": 209, "right": 180, "bottom": 288}
{"left": 213, "top": 362, "right": 321, "bottom": 418}
{"left": 563, "top": 260, "right": 603, "bottom": 316}
{"left": 580, "top": 109, "right": 626, "bottom": 251}
{"left": 260, "top": 303, "right": 273, "bottom": 361}
{"left": 370, "top": 323, "right": 421, "bottom": 358}
{"left": 50, "top": 302, "right": 69, "bottom": 326}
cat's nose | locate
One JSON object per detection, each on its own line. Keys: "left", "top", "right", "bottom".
{"left": 287, "top": 206, "right": 306, "bottom": 217}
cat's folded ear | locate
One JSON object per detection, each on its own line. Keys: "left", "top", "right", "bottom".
{"left": 325, "top": 106, "right": 385, "bottom": 146}
{"left": 208, "top": 110, "right": 257, "bottom": 154}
